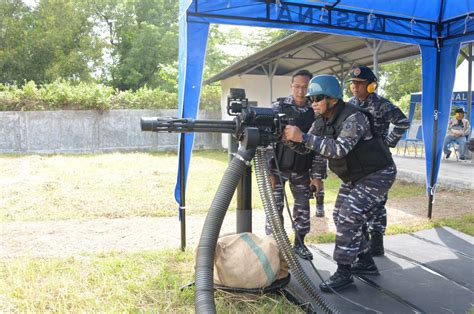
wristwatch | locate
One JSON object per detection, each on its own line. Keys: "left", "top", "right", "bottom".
{"left": 301, "top": 133, "right": 310, "bottom": 145}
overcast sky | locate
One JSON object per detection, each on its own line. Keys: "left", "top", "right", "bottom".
{"left": 22, "top": 0, "right": 38, "bottom": 7}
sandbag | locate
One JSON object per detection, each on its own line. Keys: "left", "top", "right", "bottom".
{"left": 213, "top": 232, "right": 288, "bottom": 289}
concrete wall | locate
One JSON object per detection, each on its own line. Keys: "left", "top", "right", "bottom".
{"left": 0, "top": 109, "right": 222, "bottom": 154}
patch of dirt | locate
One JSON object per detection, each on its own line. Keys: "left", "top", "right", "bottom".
{"left": 1, "top": 191, "right": 472, "bottom": 258}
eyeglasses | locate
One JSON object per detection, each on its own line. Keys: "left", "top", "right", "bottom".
{"left": 308, "top": 95, "right": 326, "bottom": 103}
{"left": 291, "top": 84, "right": 308, "bottom": 90}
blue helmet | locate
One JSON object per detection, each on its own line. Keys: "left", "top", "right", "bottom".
{"left": 306, "top": 75, "right": 343, "bottom": 99}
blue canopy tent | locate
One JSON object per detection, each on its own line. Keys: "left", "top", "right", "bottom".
{"left": 175, "top": 0, "right": 474, "bottom": 239}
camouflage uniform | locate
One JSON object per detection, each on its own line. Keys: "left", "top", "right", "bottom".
{"left": 347, "top": 93, "right": 409, "bottom": 235}
{"left": 265, "top": 95, "right": 317, "bottom": 236}
{"left": 310, "top": 117, "right": 328, "bottom": 213}
{"left": 290, "top": 104, "right": 396, "bottom": 264}
{"left": 311, "top": 153, "right": 327, "bottom": 207}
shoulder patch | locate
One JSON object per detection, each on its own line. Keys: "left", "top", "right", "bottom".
{"left": 340, "top": 121, "right": 357, "bottom": 137}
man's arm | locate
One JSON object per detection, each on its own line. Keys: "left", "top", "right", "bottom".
{"left": 310, "top": 154, "right": 327, "bottom": 180}
{"left": 383, "top": 101, "right": 410, "bottom": 147}
{"left": 447, "top": 118, "right": 462, "bottom": 137}
{"left": 463, "top": 119, "right": 471, "bottom": 136}
{"left": 285, "top": 112, "right": 369, "bottom": 159}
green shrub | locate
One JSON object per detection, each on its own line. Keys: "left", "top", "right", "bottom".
{"left": 0, "top": 80, "right": 220, "bottom": 111}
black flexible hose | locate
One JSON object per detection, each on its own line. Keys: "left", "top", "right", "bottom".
{"left": 194, "top": 147, "right": 255, "bottom": 314}
{"left": 254, "top": 148, "right": 339, "bottom": 314}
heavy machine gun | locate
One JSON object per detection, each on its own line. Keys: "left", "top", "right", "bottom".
{"left": 141, "top": 88, "right": 290, "bottom": 149}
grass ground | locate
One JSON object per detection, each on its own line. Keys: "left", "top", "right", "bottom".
{"left": 0, "top": 151, "right": 472, "bottom": 312}
{"left": 0, "top": 150, "right": 427, "bottom": 222}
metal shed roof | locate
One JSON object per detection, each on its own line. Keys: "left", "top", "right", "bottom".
{"left": 204, "top": 31, "right": 420, "bottom": 84}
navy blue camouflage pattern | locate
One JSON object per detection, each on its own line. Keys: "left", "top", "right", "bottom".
{"left": 291, "top": 111, "right": 373, "bottom": 159}
{"left": 290, "top": 108, "right": 397, "bottom": 264}
{"left": 348, "top": 93, "right": 410, "bottom": 148}
{"left": 349, "top": 93, "right": 409, "bottom": 234}
{"left": 332, "top": 166, "right": 395, "bottom": 264}
{"left": 265, "top": 169, "right": 312, "bottom": 235}
{"left": 265, "top": 95, "right": 314, "bottom": 236}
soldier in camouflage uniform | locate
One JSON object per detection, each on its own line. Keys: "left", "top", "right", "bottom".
{"left": 347, "top": 66, "right": 410, "bottom": 256}
{"left": 284, "top": 75, "right": 396, "bottom": 292}
{"left": 265, "top": 69, "right": 326, "bottom": 261}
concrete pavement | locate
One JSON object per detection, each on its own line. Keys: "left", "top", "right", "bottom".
{"left": 392, "top": 155, "right": 474, "bottom": 190}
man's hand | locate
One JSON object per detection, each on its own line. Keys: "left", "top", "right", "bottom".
{"left": 283, "top": 125, "right": 304, "bottom": 142}
{"left": 452, "top": 130, "right": 463, "bottom": 138}
{"left": 270, "top": 175, "right": 277, "bottom": 190}
{"left": 310, "top": 178, "right": 323, "bottom": 193}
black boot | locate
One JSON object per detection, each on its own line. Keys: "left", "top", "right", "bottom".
{"left": 294, "top": 233, "right": 313, "bottom": 260}
{"left": 320, "top": 264, "right": 354, "bottom": 292}
{"left": 370, "top": 232, "right": 385, "bottom": 256}
{"left": 351, "top": 251, "right": 380, "bottom": 275}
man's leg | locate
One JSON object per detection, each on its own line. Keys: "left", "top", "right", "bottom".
{"left": 315, "top": 181, "right": 325, "bottom": 217}
{"left": 320, "top": 166, "right": 396, "bottom": 292}
{"left": 367, "top": 194, "right": 388, "bottom": 256}
{"left": 443, "top": 135, "right": 454, "bottom": 158}
{"left": 456, "top": 136, "right": 467, "bottom": 159}
{"left": 265, "top": 170, "right": 288, "bottom": 235}
{"left": 290, "top": 172, "right": 313, "bottom": 260}
{"left": 319, "top": 183, "right": 354, "bottom": 292}
{"left": 332, "top": 182, "right": 352, "bottom": 227}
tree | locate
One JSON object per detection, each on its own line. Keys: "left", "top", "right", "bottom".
{"left": 248, "top": 28, "right": 294, "bottom": 51}
{"left": 0, "top": 0, "right": 103, "bottom": 85}
{"left": 91, "top": 0, "right": 179, "bottom": 91}
{"left": 0, "top": 0, "right": 34, "bottom": 84}
{"left": 379, "top": 58, "right": 422, "bottom": 104}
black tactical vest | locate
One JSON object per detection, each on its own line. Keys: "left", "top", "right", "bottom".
{"left": 274, "top": 99, "right": 315, "bottom": 173}
{"left": 322, "top": 100, "right": 393, "bottom": 183}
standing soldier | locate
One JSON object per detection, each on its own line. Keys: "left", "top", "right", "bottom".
{"left": 348, "top": 66, "right": 410, "bottom": 256}
{"left": 266, "top": 69, "right": 326, "bottom": 260}
{"left": 283, "top": 75, "right": 396, "bottom": 292}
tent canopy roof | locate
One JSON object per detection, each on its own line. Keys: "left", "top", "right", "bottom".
{"left": 287, "top": 0, "right": 472, "bottom": 23}
{"left": 205, "top": 31, "right": 419, "bottom": 84}
{"left": 186, "top": 1, "right": 474, "bottom": 46}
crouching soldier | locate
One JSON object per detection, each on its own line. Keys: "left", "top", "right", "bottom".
{"left": 283, "top": 75, "right": 396, "bottom": 292}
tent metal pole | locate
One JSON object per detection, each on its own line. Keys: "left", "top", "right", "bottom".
{"left": 373, "top": 41, "right": 383, "bottom": 78}
{"left": 179, "top": 134, "right": 186, "bottom": 251}
{"left": 428, "top": 47, "right": 441, "bottom": 219}
{"left": 268, "top": 65, "right": 273, "bottom": 102}
{"left": 468, "top": 43, "right": 472, "bottom": 130}
{"left": 365, "top": 40, "right": 383, "bottom": 78}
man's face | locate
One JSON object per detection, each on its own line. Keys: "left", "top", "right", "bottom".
{"left": 291, "top": 75, "right": 311, "bottom": 105}
{"left": 310, "top": 95, "right": 329, "bottom": 115}
{"left": 456, "top": 112, "right": 464, "bottom": 120}
{"left": 350, "top": 80, "right": 370, "bottom": 100}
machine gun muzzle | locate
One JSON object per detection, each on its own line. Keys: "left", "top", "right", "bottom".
{"left": 140, "top": 117, "right": 238, "bottom": 134}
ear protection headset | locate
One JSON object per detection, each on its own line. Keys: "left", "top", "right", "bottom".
{"left": 367, "top": 80, "right": 378, "bottom": 93}
{"left": 349, "top": 80, "right": 378, "bottom": 94}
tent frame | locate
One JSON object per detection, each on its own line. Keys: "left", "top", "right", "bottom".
{"left": 176, "top": 0, "right": 474, "bottom": 248}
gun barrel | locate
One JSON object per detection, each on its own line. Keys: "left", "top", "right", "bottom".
{"left": 140, "top": 117, "right": 237, "bottom": 134}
